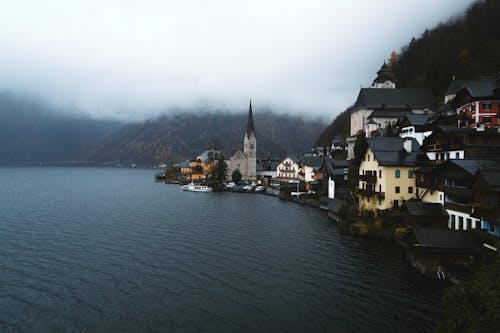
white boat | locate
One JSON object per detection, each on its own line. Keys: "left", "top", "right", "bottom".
{"left": 181, "top": 182, "right": 213, "bottom": 193}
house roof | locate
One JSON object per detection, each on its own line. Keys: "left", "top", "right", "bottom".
{"left": 445, "top": 159, "right": 500, "bottom": 176}
{"left": 301, "top": 156, "right": 325, "bottom": 169}
{"left": 326, "top": 198, "right": 347, "bottom": 213}
{"left": 412, "top": 228, "right": 478, "bottom": 250}
{"left": 457, "top": 79, "right": 499, "bottom": 98}
{"left": 406, "top": 201, "right": 448, "bottom": 217}
{"left": 402, "top": 114, "right": 430, "bottom": 126}
{"left": 445, "top": 79, "right": 468, "bottom": 95}
{"left": 353, "top": 88, "right": 435, "bottom": 111}
{"left": 367, "top": 137, "right": 421, "bottom": 166}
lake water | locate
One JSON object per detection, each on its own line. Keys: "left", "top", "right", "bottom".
{"left": 0, "top": 167, "right": 442, "bottom": 332}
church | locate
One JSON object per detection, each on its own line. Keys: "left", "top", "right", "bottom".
{"left": 227, "top": 101, "right": 257, "bottom": 182}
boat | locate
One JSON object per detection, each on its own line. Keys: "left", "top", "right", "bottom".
{"left": 181, "top": 182, "right": 213, "bottom": 193}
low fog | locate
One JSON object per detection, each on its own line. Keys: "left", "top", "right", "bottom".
{"left": 0, "top": 0, "right": 475, "bottom": 121}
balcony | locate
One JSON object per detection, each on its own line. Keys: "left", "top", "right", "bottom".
{"left": 356, "top": 188, "right": 385, "bottom": 199}
{"left": 279, "top": 168, "right": 296, "bottom": 173}
{"left": 440, "top": 185, "right": 472, "bottom": 198}
{"left": 359, "top": 174, "right": 377, "bottom": 184}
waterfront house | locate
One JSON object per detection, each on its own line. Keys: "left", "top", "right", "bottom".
{"left": 404, "top": 201, "right": 448, "bottom": 229}
{"left": 407, "top": 228, "right": 480, "bottom": 279}
{"left": 357, "top": 137, "right": 420, "bottom": 211}
{"left": 300, "top": 156, "right": 325, "bottom": 190}
{"left": 276, "top": 156, "right": 300, "bottom": 183}
{"left": 323, "top": 158, "right": 350, "bottom": 200}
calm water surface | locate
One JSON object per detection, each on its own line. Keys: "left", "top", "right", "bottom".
{"left": 0, "top": 168, "right": 442, "bottom": 332}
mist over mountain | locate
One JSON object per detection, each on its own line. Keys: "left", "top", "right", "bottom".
{"left": 0, "top": 92, "right": 121, "bottom": 166}
{"left": 74, "top": 112, "right": 326, "bottom": 166}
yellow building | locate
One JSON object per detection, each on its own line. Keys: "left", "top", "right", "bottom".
{"left": 180, "top": 159, "right": 215, "bottom": 181}
{"left": 357, "top": 137, "right": 420, "bottom": 211}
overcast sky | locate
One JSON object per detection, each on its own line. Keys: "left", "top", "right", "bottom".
{"left": 0, "top": 0, "right": 475, "bottom": 121}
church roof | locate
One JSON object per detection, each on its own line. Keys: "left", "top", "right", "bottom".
{"left": 353, "top": 88, "right": 435, "bottom": 111}
{"left": 246, "top": 100, "right": 255, "bottom": 138}
{"left": 373, "top": 62, "right": 395, "bottom": 84}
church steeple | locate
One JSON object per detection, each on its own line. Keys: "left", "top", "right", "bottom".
{"left": 372, "top": 61, "right": 396, "bottom": 88}
{"left": 246, "top": 99, "right": 255, "bottom": 138}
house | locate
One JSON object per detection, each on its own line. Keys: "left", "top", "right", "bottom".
{"left": 357, "top": 137, "right": 420, "bottom": 211}
{"left": 256, "top": 158, "right": 279, "bottom": 185}
{"left": 227, "top": 101, "right": 257, "bottom": 182}
{"left": 399, "top": 114, "right": 433, "bottom": 145}
{"left": 300, "top": 156, "right": 325, "bottom": 185}
{"left": 471, "top": 168, "right": 500, "bottom": 237}
{"left": 434, "top": 159, "right": 500, "bottom": 232}
{"left": 404, "top": 201, "right": 448, "bottom": 229}
{"left": 324, "top": 198, "right": 348, "bottom": 223}
{"left": 323, "top": 158, "right": 350, "bottom": 200}
{"left": 276, "top": 156, "right": 300, "bottom": 183}
{"left": 364, "top": 109, "right": 413, "bottom": 137}
{"left": 420, "top": 125, "right": 500, "bottom": 163}
{"left": 406, "top": 228, "right": 480, "bottom": 279}
{"left": 446, "top": 78, "right": 500, "bottom": 129}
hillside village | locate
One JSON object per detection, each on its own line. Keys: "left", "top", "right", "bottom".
{"left": 164, "top": 63, "right": 500, "bottom": 281}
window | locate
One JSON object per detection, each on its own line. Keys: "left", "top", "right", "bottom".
{"left": 367, "top": 154, "right": 370, "bottom": 161}
{"left": 408, "top": 170, "right": 413, "bottom": 178}
{"left": 466, "top": 218, "right": 472, "bottom": 230}
{"left": 484, "top": 103, "right": 492, "bottom": 110}
{"left": 455, "top": 152, "right": 460, "bottom": 159}
{"left": 458, "top": 216, "right": 464, "bottom": 230}
{"left": 395, "top": 186, "right": 400, "bottom": 193}
{"left": 395, "top": 170, "right": 400, "bottom": 178}
{"left": 379, "top": 170, "right": 382, "bottom": 178}
{"left": 439, "top": 194, "right": 443, "bottom": 202}
{"left": 408, "top": 186, "right": 413, "bottom": 194}
{"left": 483, "top": 116, "right": 492, "bottom": 123}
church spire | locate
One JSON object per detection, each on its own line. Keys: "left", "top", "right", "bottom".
{"left": 246, "top": 99, "right": 255, "bottom": 138}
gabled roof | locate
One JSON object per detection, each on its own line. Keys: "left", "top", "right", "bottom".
{"left": 301, "top": 156, "right": 325, "bottom": 169}
{"left": 406, "top": 201, "right": 448, "bottom": 217}
{"left": 412, "top": 228, "right": 478, "bottom": 250}
{"left": 445, "top": 159, "right": 500, "bottom": 176}
{"left": 402, "top": 114, "right": 430, "bottom": 126}
{"left": 367, "top": 137, "right": 421, "bottom": 166}
{"left": 455, "top": 79, "right": 499, "bottom": 98}
{"left": 353, "top": 88, "right": 435, "bottom": 111}
{"left": 324, "top": 158, "right": 349, "bottom": 177}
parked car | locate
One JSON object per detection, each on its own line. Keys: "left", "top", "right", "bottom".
{"left": 225, "top": 182, "right": 236, "bottom": 189}
{"left": 255, "top": 186, "right": 266, "bottom": 192}
{"left": 242, "top": 184, "right": 254, "bottom": 191}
